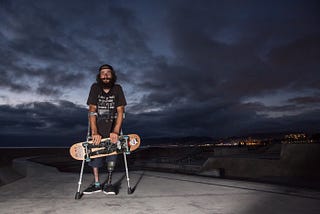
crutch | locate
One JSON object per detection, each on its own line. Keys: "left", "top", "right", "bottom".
{"left": 118, "top": 112, "right": 133, "bottom": 194}
{"left": 120, "top": 127, "right": 133, "bottom": 194}
{"left": 75, "top": 113, "right": 92, "bottom": 200}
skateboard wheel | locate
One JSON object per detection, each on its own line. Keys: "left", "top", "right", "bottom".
{"left": 129, "top": 138, "right": 138, "bottom": 146}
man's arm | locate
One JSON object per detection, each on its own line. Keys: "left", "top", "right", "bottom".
{"left": 110, "top": 105, "right": 125, "bottom": 143}
{"left": 89, "top": 104, "right": 101, "bottom": 145}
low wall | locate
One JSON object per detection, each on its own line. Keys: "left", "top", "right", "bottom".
{"left": 201, "top": 144, "right": 320, "bottom": 187}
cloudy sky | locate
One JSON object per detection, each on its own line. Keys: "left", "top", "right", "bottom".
{"left": 1, "top": 0, "right": 319, "bottom": 147}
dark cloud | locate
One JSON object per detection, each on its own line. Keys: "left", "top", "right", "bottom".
{"left": 268, "top": 35, "right": 320, "bottom": 66}
{"left": 1, "top": 0, "right": 320, "bottom": 146}
{"left": 123, "top": 0, "right": 320, "bottom": 139}
{"left": 288, "top": 96, "right": 320, "bottom": 104}
{"left": 0, "top": 100, "right": 88, "bottom": 146}
{"left": 125, "top": 101, "right": 320, "bottom": 138}
{"left": 174, "top": 4, "right": 315, "bottom": 86}
{"left": 0, "top": 72, "right": 31, "bottom": 92}
{"left": 0, "top": 0, "right": 159, "bottom": 97}
{"left": 156, "top": 0, "right": 320, "bottom": 97}
{"left": 266, "top": 34, "right": 320, "bottom": 90}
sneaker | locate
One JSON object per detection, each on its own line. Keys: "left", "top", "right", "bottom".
{"left": 103, "top": 184, "right": 116, "bottom": 195}
{"left": 83, "top": 183, "right": 102, "bottom": 194}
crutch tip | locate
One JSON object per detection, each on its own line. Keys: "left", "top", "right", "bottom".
{"left": 127, "top": 187, "right": 133, "bottom": 194}
{"left": 75, "top": 192, "right": 82, "bottom": 200}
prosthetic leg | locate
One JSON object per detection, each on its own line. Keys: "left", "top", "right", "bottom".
{"left": 103, "top": 161, "right": 116, "bottom": 195}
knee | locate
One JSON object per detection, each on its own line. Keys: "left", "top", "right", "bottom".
{"left": 107, "top": 161, "right": 116, "bottom": 172}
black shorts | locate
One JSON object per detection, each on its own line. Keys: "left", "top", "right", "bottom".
{"left": 88, "top": 154, "right": 117, "bottom": 168}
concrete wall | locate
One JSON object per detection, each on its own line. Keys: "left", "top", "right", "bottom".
{"left": 280, "top": 144, "right": 320, "bottom": 176}
{"left": 201, "top": 144, "right": 320, "bottom": 185}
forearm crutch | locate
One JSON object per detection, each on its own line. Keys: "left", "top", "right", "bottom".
{"left": 123, "top": 151, "right": 133, "bottom": 194}
{"left": 75, "top": 113, "right": 92, "bottom": 200}
{"left": 119, "top": 127, "right": 133, "bottom": 194}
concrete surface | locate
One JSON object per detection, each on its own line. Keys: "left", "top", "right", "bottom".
{"left": 0, "top": 158, "right": 320, "bottom": 214}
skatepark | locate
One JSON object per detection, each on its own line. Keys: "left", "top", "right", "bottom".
{"left": 1, "top": 144, "right": 320, "bottom": 214}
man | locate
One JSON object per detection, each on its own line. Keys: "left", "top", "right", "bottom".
{"left": 83, "top": 64, "right": 126, "bottom": 195}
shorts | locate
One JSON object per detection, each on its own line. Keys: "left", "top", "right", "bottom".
{"left": 88, "top": 154, "right": 117, "bottom": 168}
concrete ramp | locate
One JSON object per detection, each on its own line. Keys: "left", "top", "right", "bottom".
{"left": 0, "top": 158, "right": 320, "bottom": 214}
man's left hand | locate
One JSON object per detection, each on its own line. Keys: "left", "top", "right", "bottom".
{"left": 110, "top": 132, "right": 119, "bottom": 143}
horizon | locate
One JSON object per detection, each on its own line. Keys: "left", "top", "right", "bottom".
{"left": 1, "top": 130, "right": 319, "bottom": 148}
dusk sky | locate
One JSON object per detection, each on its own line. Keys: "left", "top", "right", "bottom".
{"left": 1, "top": 0, "right": 320, "bottom": 147}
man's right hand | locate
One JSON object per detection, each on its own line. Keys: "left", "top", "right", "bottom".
{"left": 92, "top": 134, "right": 102, "bottom": 145}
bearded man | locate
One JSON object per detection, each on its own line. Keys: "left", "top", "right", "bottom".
{"left": 83, "top": 64, "right": 126, "bottom": 195}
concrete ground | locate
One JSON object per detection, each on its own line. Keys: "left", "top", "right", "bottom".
{"left": 0, "top": 158, "right": 320, "bottom": 214}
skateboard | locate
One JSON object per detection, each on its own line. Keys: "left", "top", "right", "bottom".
{"left": 70, "top": 134, "right": 140, "bottom": 161}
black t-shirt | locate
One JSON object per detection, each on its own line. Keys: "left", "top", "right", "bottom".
{"left": 87, "top": 83, "right": 127, "bottom": 137}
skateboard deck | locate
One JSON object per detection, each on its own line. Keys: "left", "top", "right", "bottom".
{"left": 70, "top": 134, "right": 140, "bottom": 161}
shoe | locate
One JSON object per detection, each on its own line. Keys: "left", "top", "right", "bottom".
{"left": 103, "top": 184, "right": 116, "bottom": 195}
{"left": 83, "top": 183, "right": 102, "bottom": 194}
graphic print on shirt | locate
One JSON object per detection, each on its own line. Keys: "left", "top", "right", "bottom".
{"left": 97, "top": 94, "right": 116, "bottom": 121}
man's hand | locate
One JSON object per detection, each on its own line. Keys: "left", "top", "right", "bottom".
{"left": 110, "top": 132, "right": 119, "bottom": 143}
{"left": 92, "top": 134, "right": 102, "bottom": 145}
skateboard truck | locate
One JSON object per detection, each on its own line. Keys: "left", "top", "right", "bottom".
{"left": 82, "top": 142, "right": 91, "bottom": 162}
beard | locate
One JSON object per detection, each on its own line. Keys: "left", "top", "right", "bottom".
{"left": 96, "top": 71, "right": 117, "bottom": 89}
{"left": 98, "top": 77, "right": 115, "bottom": 89}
